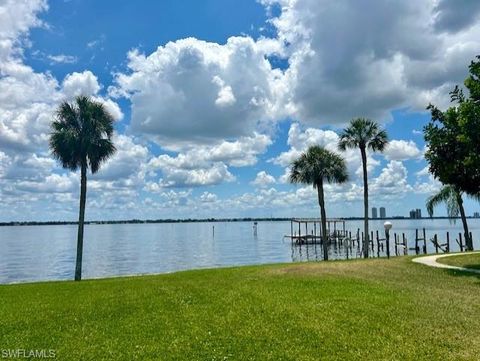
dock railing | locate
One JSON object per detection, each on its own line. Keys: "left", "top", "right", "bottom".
{"left": 287, "top": 221, "right": 474, "bottom": 259}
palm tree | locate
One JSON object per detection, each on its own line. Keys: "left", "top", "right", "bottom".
{"left": 50, "top": 96, "right": 116, "bottom": 281}
{"left": 338, "top": 118, "right": 388, "bottom": 258}
{"left": 426, "top": 185, "right": 474, "bottom": 251}
{"left": 289, "top": 145, "right": 348, "bottom": 261}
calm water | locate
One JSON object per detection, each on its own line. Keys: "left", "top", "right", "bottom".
{"left": 1, "top": 219, "right": 479, "bottom": 284}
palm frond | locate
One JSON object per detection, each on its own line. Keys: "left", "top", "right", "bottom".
{"left": 289, "top": 145, "right": 348, "bottom": 188}
{"left": 88, "top": 139, "right": 117, "bottom": 174}
{"left": 50, "top": 95, "right": 117, "bottom": 174}
{"left": 49, "top": 127, "right": 82, "bottom": 171}
{"left": 368, "top": 129, "right": 388, "bottom": 152}
{"left": 470, "top": 192, "right": 480, "bottom": 203}
{"left": 55, "top": 102, "right": 80, "bottom": 132}
{"left": 426, "top": 185, "right": 460, "bottom": 222}
{"left": 338, "top": 117, "right": 389, "bottom": 153}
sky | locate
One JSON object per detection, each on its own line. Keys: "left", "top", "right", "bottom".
{"left": 1, "top": 0, "right": 480, "bottom": 222}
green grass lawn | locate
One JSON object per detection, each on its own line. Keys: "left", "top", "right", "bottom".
{"left": 1, "top": 257, "right": 480, "bottom": 360}
{"left": 437, "top": 253, "right": 480, "bottom": 270}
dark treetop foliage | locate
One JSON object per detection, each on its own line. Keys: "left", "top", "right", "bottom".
{"left": 337, "top": 118, "right": 388, "bottom": 152}
{"left": 424, "top": 56, "right": 480, "bottom": 196}
{"left": 50, "top": 96, "right": 116, "bottom": 173}
{"left": 289, "top": 146, "right": 348, "bottom": 187}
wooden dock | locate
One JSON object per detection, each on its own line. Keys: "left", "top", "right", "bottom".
{"left": 286, "top": 218, "right": 348, "bottom": 245}
{"left": 284, "top": 234, "right": 324, "bottom": 245}
{"left": 286, "top": 221, "right": 475, "bottom": 258}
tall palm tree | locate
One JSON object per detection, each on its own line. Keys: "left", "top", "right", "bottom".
{"left": 289, "top": 145, "right": 348, "bottom": 261}
{"left": 426, "top": 185, "right": 474, "bottom": 251}
{"left": 338, "top": 118, "right": 388, "bottom": 258}
{"left": 50, "top": 96, "right": 116, "bottom": 281}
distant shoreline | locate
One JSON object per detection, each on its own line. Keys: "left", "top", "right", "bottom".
{"left": 1, "top": 216, "right": 479, "bottom": 227}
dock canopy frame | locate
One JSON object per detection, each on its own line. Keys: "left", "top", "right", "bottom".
{"left": 289, "top": 218, "right": 346, "bottom": 244}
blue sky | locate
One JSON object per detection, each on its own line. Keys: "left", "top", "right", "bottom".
{"left": 26, "top": 1, "right": 269, "bottom": 82}
{"left": 1, "top": 0, "right": 480, "bottom": 221}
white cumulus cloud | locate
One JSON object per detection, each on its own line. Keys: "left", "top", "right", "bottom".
{"left": 383, "top": 140, "right": 422, "bottom": 161}
{"left": 251, "top": 171, "right": 276, "bottom": 187}
{"left": 263, "top": 0, "right": 480, "bottom": 124}
{"left": 62, "top": 70, "right": 101, "bottom": 98}
{"left": 111, "top": 36, "right": 284, "bottom": 146}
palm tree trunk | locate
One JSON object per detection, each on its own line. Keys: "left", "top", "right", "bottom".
{"left": 456, "top": 192, "right": 473, "bottom": 251}
{"left": 360, "top": 146, "right": 369, "bottom": 258}
{"left": 317, "top": 182, "right": 328, "bottom": 261}
{"left": 75, "top": 161, "right": 87, "bottom": 281}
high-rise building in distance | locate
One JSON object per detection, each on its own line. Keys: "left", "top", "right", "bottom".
{"left": 380, "top": 207, "right": 386, "bottom": 218}
{"left": 410, "top": 209, "right": 422, "bottom": 219}
{"left": 416, "top": 208, "right": 422, "bottom": 218}
{"left": 372, "top": 207, "right": 378, "bottom": 219}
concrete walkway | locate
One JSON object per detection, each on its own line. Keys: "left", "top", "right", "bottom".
{"left": 412, "top": 251, "right": 480, "bottom": 274}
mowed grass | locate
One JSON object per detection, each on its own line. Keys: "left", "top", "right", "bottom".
{"left": 437, "top": 252, "right": 480, "bottom": 270}
{"left": 1, "top": 257, "right": 480, "bottom": 360}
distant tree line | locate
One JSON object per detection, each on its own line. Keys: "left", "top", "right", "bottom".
{"left": 0, "top": 217, "right": 294, "bottom": 227}
{"left": 2, "top": 215, "right": 477, "bottom": 227}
